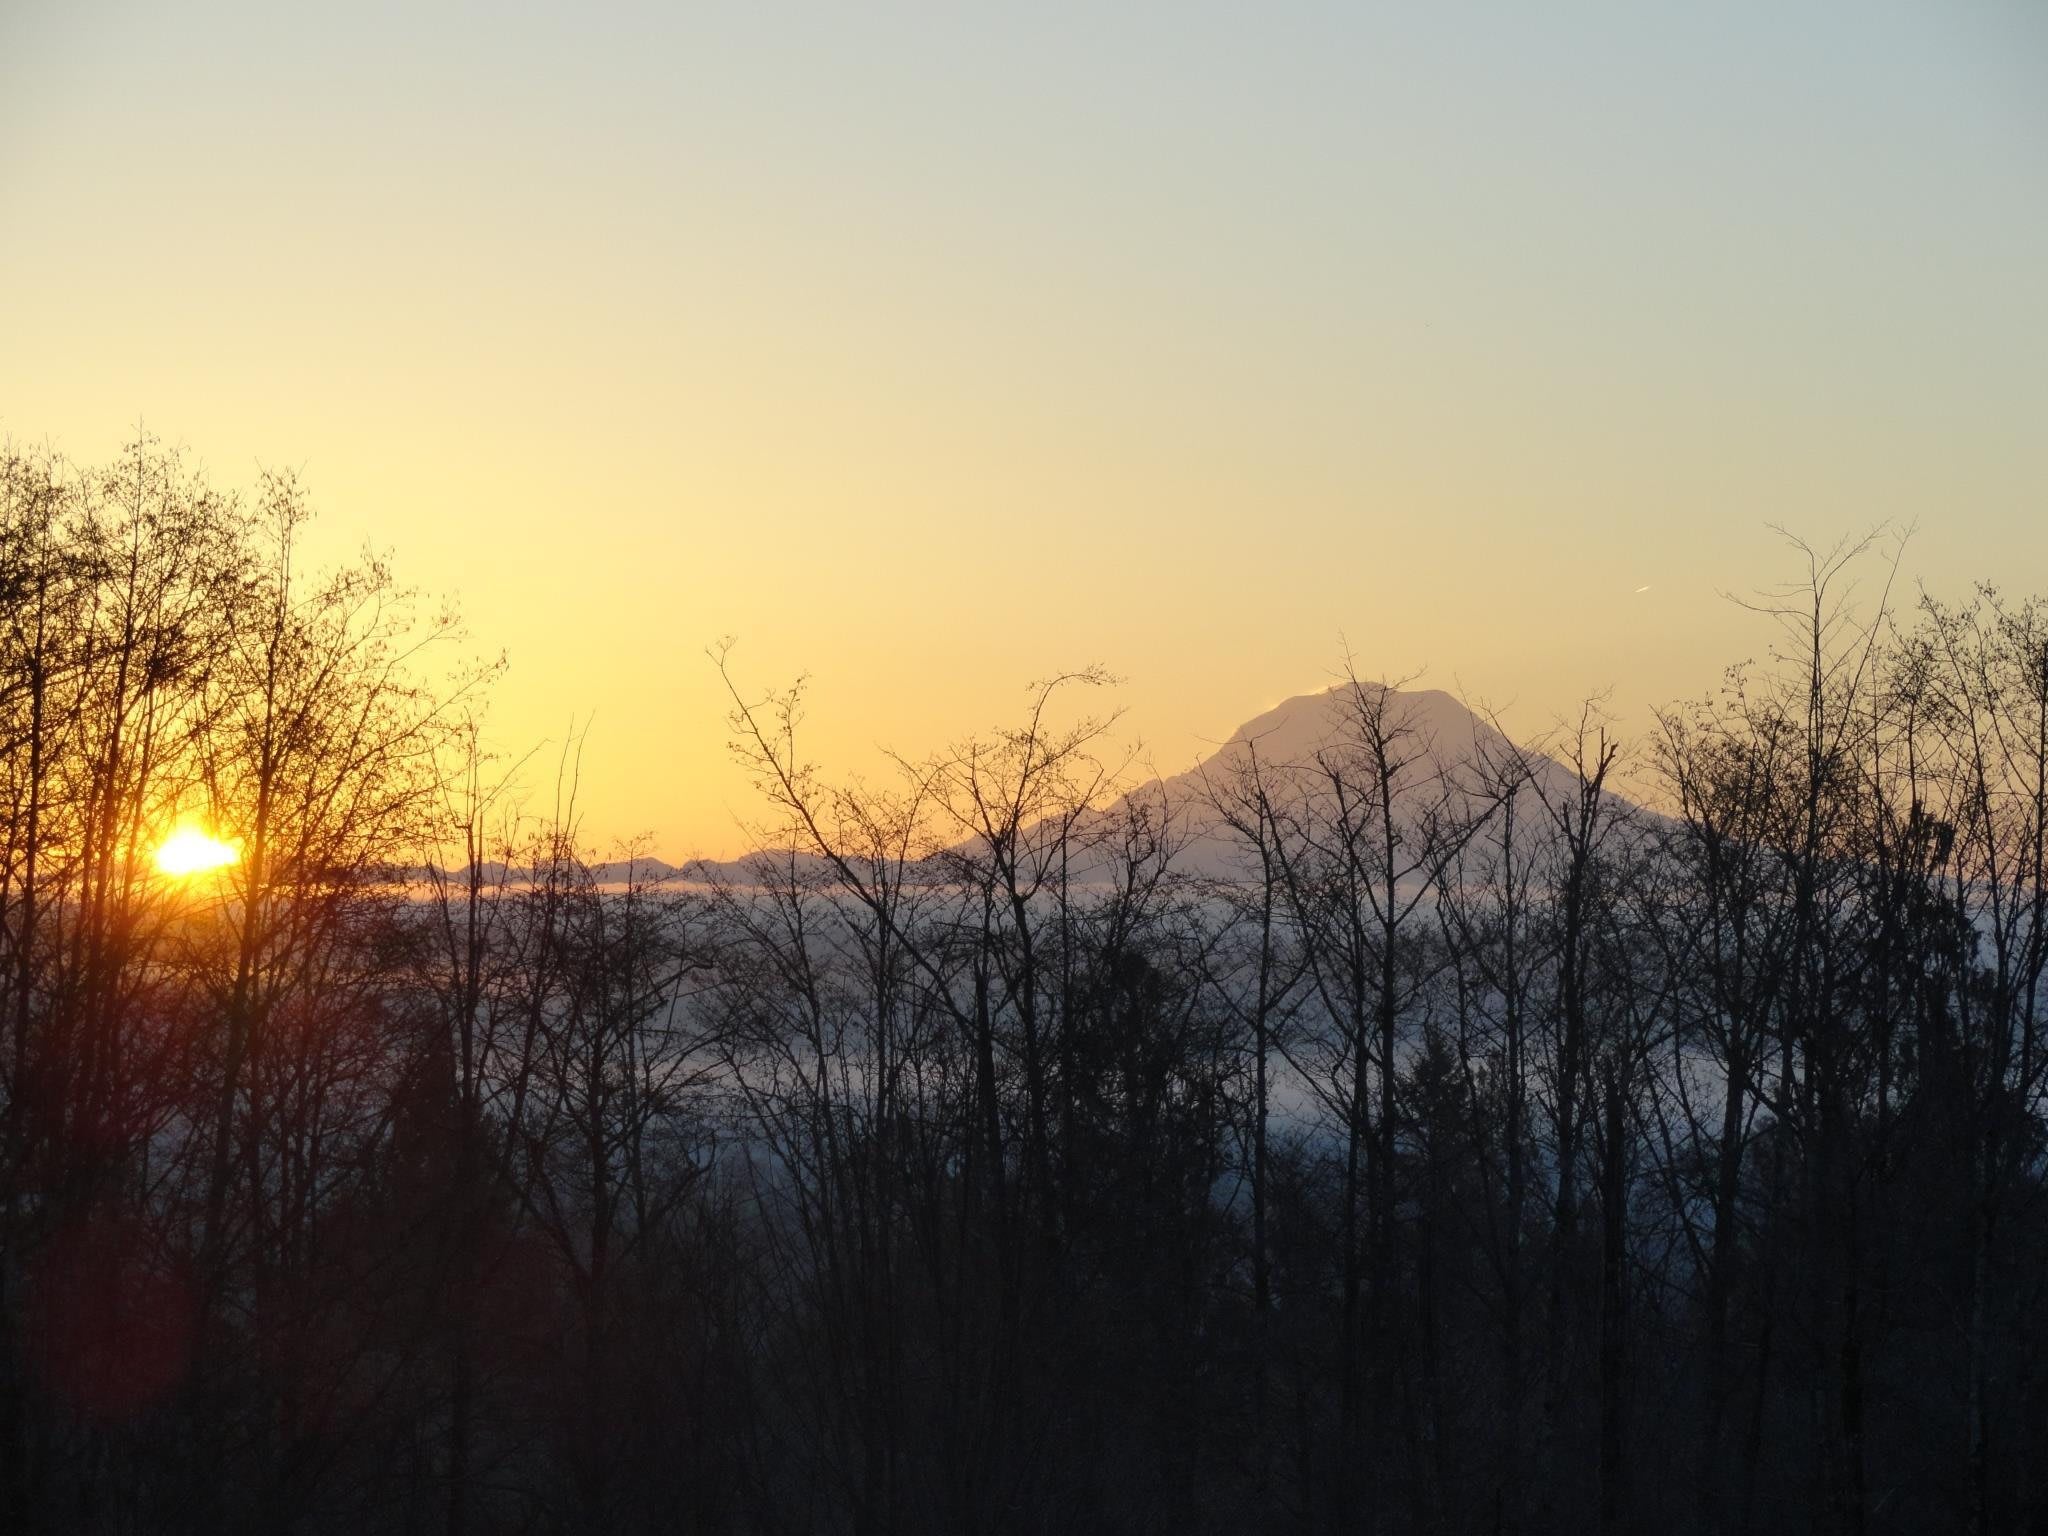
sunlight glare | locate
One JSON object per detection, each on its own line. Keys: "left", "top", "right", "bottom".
{"left": 154, "top": 827, "right": 240, "bottom": 878}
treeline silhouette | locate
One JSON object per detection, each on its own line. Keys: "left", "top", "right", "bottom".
{"left": 3, "top": 439, "right": 2046, "bottom": 1535}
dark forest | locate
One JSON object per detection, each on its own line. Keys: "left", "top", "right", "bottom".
{"left": 4, "top": 440, "right": 2047, "bottom": 1534}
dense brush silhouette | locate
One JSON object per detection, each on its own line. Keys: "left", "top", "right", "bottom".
{"left": 3, "top": 443, "right": 2045, "bottom": 1534}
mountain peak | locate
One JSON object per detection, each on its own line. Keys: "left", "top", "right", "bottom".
{"left": 1092, "top": 680, "right": 1617, "bottom": 880}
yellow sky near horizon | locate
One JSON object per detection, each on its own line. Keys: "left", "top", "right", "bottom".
{"left": 3, "top": 1, "right": 2044, "bottom": 858}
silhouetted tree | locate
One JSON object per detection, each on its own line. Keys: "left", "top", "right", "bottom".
{"left": 4, "top": 449, "right": 2047, "bottom": 1536}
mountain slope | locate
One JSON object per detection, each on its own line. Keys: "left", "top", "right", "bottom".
{"left": 664, "top": 684, "right": 1630, "bottom": 887}
{"left": 1099, "top": 683, "right": 1623, "bottom": 881}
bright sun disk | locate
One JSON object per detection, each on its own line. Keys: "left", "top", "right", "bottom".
{"left": 155, "top": 828, "right": 240, "bottom": 877}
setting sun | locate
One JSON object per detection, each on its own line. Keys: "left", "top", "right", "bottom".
{"left": 154, "top": 827, "right": 240, "bottom": 878}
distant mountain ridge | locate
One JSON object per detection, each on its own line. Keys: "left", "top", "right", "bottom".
{"left": 1083, "top": 682, "right": 1623, "bottom": 881}
{"left": 418, "top": 685, "right": 1626, "bottom": 888}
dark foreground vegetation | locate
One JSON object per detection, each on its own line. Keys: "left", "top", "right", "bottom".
{"left": 3, "top": 439, "right": 2047, "bottom": 1534}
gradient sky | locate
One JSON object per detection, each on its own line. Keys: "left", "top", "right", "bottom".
{"left": 4, "top": 1, "right": 2044, "bottom": 856}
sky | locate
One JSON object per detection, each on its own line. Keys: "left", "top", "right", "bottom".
{"left": 3, "top": 1, "right": 2044, "bottom": 857}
